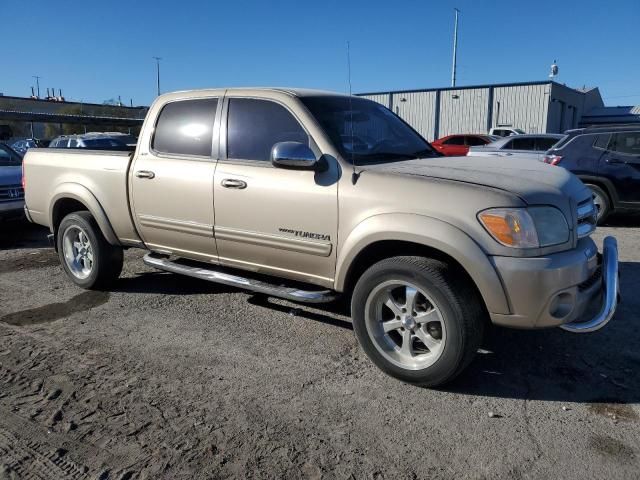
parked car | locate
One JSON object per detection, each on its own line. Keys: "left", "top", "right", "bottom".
{"left": 543, "top": 126, "right": 640, "bottom": 224}
{"left": 92, "top": 132, "right": 138, "bottom": 147}
{"left": 23, "top": 88, "right": 617, "bottom": 387}
{"left": 49, "top": 134, "right": 131, "bottom": 150}
{"left": 11, "top": 138, "right": 48, "bottom": 155}
{"left": 467, "top": 134, "right": 564, "bottom": 161}
{"left": 431, "top": 134, "right": 498, "bottom": 156}
{"left": 0, "top": 143, "right": 25, "bottom": 221}
{"left": 489, "top": 127, "right": 526, "bottom": 137}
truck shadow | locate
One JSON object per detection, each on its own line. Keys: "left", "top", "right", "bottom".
{"left": 443, "top": 260, "right": 640, "bottom": 405}
{"left": 602, "top": 213, "right": 640, "bottom": 228}
{"left": 0, "top": 220, "right": 50, "bottom": 250}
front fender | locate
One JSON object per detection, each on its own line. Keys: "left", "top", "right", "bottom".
{"left": 335, "top": 213, "right": 510, "bottom": 315}
{"left": 49, "top": 183, "right": 120, "bottom": 246}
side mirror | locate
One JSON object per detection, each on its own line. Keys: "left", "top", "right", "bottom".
{"left": 271, "top": 141, "right": 317, "bottom": 169}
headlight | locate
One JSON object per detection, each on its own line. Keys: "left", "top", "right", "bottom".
{"left": 478, "top": 207, "right": 569, "bottom": 248}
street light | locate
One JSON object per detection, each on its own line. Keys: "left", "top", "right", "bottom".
{"left": 153, "top": 57, "right": 162, "bottom": 96}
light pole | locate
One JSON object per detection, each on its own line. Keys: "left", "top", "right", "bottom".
{"left": 451, "top": 8, "right": 460, "bottom": 87}
{"left": 153, "top": 57, "right": 162, "bottom": 96}
{"left": 32, "top": 75, "right": 41, "bottom": 98}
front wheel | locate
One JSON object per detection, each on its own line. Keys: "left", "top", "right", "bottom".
{"left": 585, "top": 184, "right": 611, "bottom": 225}
{"left": 57, "top": 211, "right": 123, "bottom": 289}
{"left": 351, "top": 256, "right": 485, "bottom": 387}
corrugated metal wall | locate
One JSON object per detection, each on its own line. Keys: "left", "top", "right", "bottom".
{"left": 359, "top": 93, "right": 390, "bottom": 107}
{"left": 391, "top": 91, "right": 438, "bottom": 140}
{"left": 492, "top": 83, "right": 549, "bottom": 134}
{"left": 438, "top": 88, "right": 489, "bottom": 137}
{"left": 359, "top": 82, "right": 593, "bottom": 140}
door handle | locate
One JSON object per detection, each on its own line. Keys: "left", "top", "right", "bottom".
{"left": 135, "top": 170, "right": 156, "bottom": 179}
{"left": 606, "top": 157, "right": 625, "bottom": 165}
{"left": 221, "top": 178, "right": 247, "bottom": 189}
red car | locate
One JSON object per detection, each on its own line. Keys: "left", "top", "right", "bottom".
{"left": 431, "top": 134, "right": 497, "bottom": 156}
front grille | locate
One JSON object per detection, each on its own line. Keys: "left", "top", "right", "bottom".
{"left": 0, "top": 184, "right": 24, "bottom": 202}
{"left": 576, "top": 197, "right": 597, "bottom": 238}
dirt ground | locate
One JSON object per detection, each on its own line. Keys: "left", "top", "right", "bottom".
{"left": 0, "top": 219, "right": 639, "bottom": 479}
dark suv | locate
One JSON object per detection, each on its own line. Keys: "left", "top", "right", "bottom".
{"left": 543, "top": 126, "right": 640, "bottom": 224}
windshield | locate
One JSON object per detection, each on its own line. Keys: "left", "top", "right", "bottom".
{"left": 0, "top": 144, "right": 22, "bottom": 166}
{"left": 300, "top": 96, "right": 438, "bottom": 164}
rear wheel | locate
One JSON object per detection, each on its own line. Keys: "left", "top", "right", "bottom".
{"left": 586, "top": 184, "right": 611, "bottom": 225}
{"left": 351, "top": 256, "right": 484, "bottom": 387}
{"left": 57, "top": 211, "right": 123, "bottom": 289}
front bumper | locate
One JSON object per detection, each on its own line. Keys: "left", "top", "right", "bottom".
{"left": 489, "top": 236, "right": 618, "bottom": 331}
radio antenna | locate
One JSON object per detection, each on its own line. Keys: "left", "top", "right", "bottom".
{"left": 347, "top": 41, "right": 358, "bottom": 184}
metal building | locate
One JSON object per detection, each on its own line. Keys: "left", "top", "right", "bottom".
{"left": 358, "top": 80, "right": 605, "bottom": 141}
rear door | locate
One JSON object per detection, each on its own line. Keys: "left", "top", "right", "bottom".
{"left": 599, "top": 130, "right": 640, "bottom": 204}
{"left": 212, "top": 95, "right": 338, "bottom": 286}
{"left": 130, "top": 96, "right": 221, "bottom": 262}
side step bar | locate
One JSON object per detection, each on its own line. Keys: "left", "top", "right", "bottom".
{"left": 143, "top": 254, "right": 337, "bottom": 304}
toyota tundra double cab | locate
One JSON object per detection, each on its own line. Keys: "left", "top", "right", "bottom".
{"left": 23, "top": 88, "right": 619, "bottom": 386}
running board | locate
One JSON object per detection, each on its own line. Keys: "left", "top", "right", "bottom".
{"left": 143, "top": 254, "right": 337, "bottom": 304}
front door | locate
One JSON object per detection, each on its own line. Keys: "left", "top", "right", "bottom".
{"left": 213, "top": 96, "right": 338, "bottom": 287}
{"left": 130, "top": 97, "right": 221, "bottom": 262}
{"left": 599, "top": 130, "right": 640, "bottom": 204}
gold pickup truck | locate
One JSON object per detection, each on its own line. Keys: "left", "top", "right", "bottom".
{"left": 23, "top": 88, "right": 619, "bottom": 386}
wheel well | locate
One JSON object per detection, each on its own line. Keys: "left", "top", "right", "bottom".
{"left": 581, "top": 179, "right": 615, "bottom": 207}
{"left": 52, "top": 198, "right": 89, "bottom": 236}
{"left": 343, "top": 240, "right": 488, "bottom": 312}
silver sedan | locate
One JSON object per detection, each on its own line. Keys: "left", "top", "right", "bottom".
{"left": 467, "top": 133, "right": 565, "bottom": 161}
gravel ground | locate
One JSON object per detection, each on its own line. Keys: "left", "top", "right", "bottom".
{"left": 0, "top": 218, "right": 639, "bottom": 479}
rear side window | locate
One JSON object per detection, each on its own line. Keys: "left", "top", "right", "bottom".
{"left": 227, "top": 98, "right": 308, "bottom": 162}
{"left": 466, "top": 136, "right": 487, "bottom": 146}
{"left": 152, "top": 98, "right": 218, "bottom": 157}
{"left": 508, "top": 137, "right": 535, "bottom": 150}
{"left": 610, "top": 132, "right": 640, "bottom": 156}
{"left": 593, "top": 134, "right": 611, "bottom": 150}
{"left": 536, "top": 137, "right": 561, "bottom": 150}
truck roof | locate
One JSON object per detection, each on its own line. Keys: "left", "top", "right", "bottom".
{"left": 158, "top": 87, "right": 351, "bottom": 100}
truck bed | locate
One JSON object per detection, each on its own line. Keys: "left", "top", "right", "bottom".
{"left": 24, "top": 148, "right": 141, "bottom": 244}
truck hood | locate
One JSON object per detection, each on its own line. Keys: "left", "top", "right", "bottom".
{"left": 0, "top": 166, "right": 22, "bottom": 186}
{"left": 363, "top": 156, "right": 590, "bottom": 205}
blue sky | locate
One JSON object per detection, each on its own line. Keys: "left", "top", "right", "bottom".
{"left": 3, "top": 0, "right": 639, "bottom": 106}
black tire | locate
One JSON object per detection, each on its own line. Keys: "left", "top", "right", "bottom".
{"left": 56, "top": 211, "right": 123, "bottom": 289}
{"left": 586, "top": 184, "right": 611, "bottom": 225}
{"left": 351, "top": 256, "right": 485, "bottom": 387}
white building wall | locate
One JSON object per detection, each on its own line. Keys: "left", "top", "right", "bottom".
{"left": 438, "top": 88, "right": 490, "bottom": 137}
{"left": 391, "top": 91, "right": 438, "bottom": 141}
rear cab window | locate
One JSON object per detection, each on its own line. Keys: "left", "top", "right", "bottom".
{"left": 152, "top": 98, "right": 219, "bottom": 157}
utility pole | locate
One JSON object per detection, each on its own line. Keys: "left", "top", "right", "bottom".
{"left": 153, "top": 57, "right": 162, "bottom": 96}
{"left": 32, "top": 75, "right": 41, "bottom": 98}
{"left": 451, "top": 8, "right": 460, "bottom": 87}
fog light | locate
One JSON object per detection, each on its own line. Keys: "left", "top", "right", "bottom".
{"left": 549, "top": 292, "right": 574, "bottom": 319}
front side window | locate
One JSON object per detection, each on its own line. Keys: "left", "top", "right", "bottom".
{"left": 610, "top": 132, "right": 640, "bottom": 156}
{"left": 593, "top": 133, "right": 611, "bottom": 150}
{"left": 443, "top": 136, "right": 465, "bottom": 145}
{"left": 227, "top": 98, "right": 309, "bottom": 162}
{"left": 300, "top": 96, "right": 437, "bottom": 164}
{"left": 152, "top": 98, "right": 218, "bottom": 157}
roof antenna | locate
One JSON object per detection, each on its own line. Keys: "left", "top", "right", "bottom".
{"left": 347, "top": 41, "right": 359, "bottom": 184}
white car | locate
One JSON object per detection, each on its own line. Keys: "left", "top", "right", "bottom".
{"left": 489, "top": 127, "right": 526, "bottom": 137}
{"left": 467, "top": 134, "right": 565, "bottom": 161}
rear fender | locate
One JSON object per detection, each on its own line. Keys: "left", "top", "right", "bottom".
{"left": 49, "top": 183, "right": 120, "bottom": 246}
